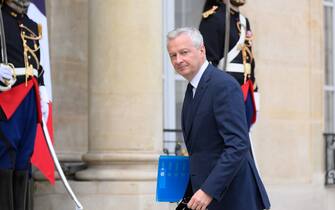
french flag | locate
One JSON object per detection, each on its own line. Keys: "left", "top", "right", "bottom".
{"left": 241, "top": 79, "right": 257, "bottom": 130}
{"left": 27, "top": 0, "right": 55, "bottom": 184}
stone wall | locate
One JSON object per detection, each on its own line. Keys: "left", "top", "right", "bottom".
{"left": 34, "top": 0, "right": 335, "bottom": 210}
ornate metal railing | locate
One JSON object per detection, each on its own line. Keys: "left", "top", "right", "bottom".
{"left": 163, "top": 129, "right": 188, "bottom": 156}
{"left": 325, "top": 133, "right": 335, "bottom": 185}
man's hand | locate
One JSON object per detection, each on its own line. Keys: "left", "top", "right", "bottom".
{"left": 187, "top": 189, "right": 213, "bottom": 210}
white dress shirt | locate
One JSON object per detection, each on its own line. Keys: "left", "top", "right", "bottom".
{"left": 190, "top": 60, "right": 209, "bottom": 97}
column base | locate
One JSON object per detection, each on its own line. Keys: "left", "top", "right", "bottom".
{"left": 33, "top": 180, "right": 172, "bottom": 210}
{"left": 75, "top": 152, "right": 159, "bottom": 181}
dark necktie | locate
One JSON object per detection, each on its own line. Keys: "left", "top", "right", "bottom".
{"left": 186, "top": 83, "right": 193, "bottom": 100}
{"left": 183, "top": 83, "right": 193, "bottom": 125}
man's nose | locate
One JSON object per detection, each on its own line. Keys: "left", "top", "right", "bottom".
{"left": 175, "top": 54, "right": 182, "bottom": 63}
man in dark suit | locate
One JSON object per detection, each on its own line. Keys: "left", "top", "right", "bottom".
{"left": 166, "top": 27, "right": 270, "bottom": 210}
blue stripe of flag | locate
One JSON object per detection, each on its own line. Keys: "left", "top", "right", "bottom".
{"left": 31, "top": 0, "right": 45, "bottom": 15}
{"left": 245, "top": 90, "right": 254, "bottom": 131}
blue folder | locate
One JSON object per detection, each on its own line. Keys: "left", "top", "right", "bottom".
{"left": 156, "top": 155, "right": 190, "bottom": 202}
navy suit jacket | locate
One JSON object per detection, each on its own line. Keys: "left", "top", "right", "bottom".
{"left": 182, "top": 64, "right": 270, "bottom": 210}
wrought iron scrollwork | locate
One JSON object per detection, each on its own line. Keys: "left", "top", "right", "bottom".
{"left": 325, "top": 133, "right": 335, "bottom": 185}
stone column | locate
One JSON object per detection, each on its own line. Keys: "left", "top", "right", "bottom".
{"left": 51, "top": 0, "right": 89, "bottom": 162}
{"left": 75, "top": 0, "right": 168, "bottom": 209}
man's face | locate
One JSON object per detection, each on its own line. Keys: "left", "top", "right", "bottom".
{"left": 167, "top": 33, "right": 206, "bottom": 81}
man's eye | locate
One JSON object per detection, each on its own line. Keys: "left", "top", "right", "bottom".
{"left": 170, "top": 54, "right": 176, "bottom": 59}
{"left": 181, "top": 50, "right": 188, "bottom": 55}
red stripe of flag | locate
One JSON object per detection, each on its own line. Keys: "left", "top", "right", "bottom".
{"left": 28, "top": 1, "right": 55, "bottom": 184}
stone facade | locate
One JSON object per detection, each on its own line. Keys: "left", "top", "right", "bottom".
{"left": 33, "top": 0, "right": 335, "bottom": 210}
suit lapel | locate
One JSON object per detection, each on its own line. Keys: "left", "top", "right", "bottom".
{"left": 185, "top": 66, "right": 213, "bottom": 141}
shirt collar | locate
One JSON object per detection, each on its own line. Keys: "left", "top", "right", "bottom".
{"left": 190, "top": 60, "right": 209, "bottom": 89}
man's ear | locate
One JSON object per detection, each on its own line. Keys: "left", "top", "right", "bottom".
{"left": 200, "top": 44, "right": 206, "bottom": 55}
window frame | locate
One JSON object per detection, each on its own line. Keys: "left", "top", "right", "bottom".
{"left": 324, "top": 0, "right": 335, "bottom": 133}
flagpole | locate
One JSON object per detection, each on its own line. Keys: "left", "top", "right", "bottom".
{"left": 223, "top": 0, "right": 231, "bottom": 70}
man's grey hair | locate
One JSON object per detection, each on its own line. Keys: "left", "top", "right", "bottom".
{"left": 167, "top": 27, "right": 204, "bottom": 49}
